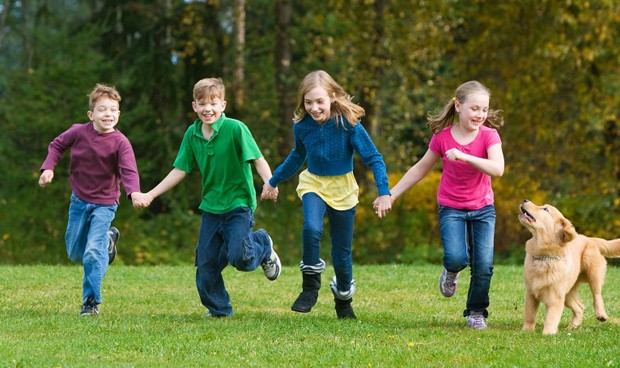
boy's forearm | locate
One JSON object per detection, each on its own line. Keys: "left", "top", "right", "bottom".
{"left": 253, "top": 157, "right": 273, "bottom": 184}
{"left": 148, "top": 168, "right": 187, "bottom": 199}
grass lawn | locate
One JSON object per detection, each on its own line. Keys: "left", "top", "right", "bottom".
{"left": 1, "top": 264, "right": 620, "bottom": 367}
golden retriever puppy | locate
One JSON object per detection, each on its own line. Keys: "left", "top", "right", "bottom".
{"left": 518, "top": 199, "right": 620, "bottom": 335}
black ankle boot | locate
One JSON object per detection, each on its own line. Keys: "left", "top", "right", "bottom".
{"left": 334, "top": 297, "right": 356, "bottom": 319}
{"left": 291, "top": 273, "right": 321, "bottom": 313}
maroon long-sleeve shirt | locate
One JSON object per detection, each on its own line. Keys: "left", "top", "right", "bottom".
{"left": 41, "top": 122, "right": 140, "bottom": 205}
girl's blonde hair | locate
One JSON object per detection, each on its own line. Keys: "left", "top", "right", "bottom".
{"left": 88, "top": 83, "right": 121, "bottom": 111}
{"left": 427, "top": 80, "right": 504, "bottom": 134}
{"left": 293, "top": 70, "right": 365, "bottom": 128}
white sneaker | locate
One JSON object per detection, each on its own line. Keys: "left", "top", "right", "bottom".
{"left": 261, "top": 236, "right": 281, "bottom": 281}
{"left": 467, "top": 312, "right": 488, "bottom": 330}
{"left": 438, "top": 268, "right": 459, "bottom": 297}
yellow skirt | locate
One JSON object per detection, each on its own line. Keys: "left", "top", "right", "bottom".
{"left": 296, "top": 169, "right": 359, "bottom": 211}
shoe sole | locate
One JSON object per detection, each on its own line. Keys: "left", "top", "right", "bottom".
{"left": 108, "top": 227, "right": 120, "bottom": 265}
{"left": 264, "top": 236, "right": 281, "bottom": 281}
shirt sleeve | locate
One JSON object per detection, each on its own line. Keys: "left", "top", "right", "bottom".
{"left": 117, "top": 136, "right": 141, "bottom": 198}
{"left": 237, "top": 122, "right": 263, "bottom": 162}
{"left": 350, "top": 122, "right": 390, "bottom": 196}
{"left": 173, "top": 127, "right": 197, "bottom": 173}
{"left": 428, "top": 132, "right": 442, "bottom": 156}
{"left": 484, "top": 128, "right": 502, "bottom": 148}
{"left": 269, "top": 124, "right": 307, "bottom": 187}
{"left": 40, "top": 125, "right": 79, "bottom": 171}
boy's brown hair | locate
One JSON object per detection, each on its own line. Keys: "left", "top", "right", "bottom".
{"left": 88, "top": 83, "right": 121, "bottom": 111}
{"left": 193, "top": 78, "right": 226, "bottom": 101}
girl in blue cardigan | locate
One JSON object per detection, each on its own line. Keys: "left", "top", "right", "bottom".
{"left": 264, "top": 70, "right": 392, "bottom": 318}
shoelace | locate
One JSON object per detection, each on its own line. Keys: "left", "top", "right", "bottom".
{"left": 445, "top": 272, "right": 458, "bottom": 284}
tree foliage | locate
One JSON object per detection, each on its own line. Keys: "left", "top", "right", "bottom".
{"left": 1, "top": 0, "right": 618, "bottom": 264}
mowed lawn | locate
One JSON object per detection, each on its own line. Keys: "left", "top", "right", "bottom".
{"left": 1, "top": 264, "right": 620, "bottom": 367}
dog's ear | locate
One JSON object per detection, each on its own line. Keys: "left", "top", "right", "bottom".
{"left": 558, "top": 218, "right": 577, "bottom": 243}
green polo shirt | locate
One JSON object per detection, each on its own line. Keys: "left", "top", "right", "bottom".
{"left": 173, "top": 114, "right": 263, "bottom": 214}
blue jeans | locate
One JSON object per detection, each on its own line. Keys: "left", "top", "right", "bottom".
{"left": 302, "top": 193, "right": 356, "bottom": 292}
{"left": 438, "top": 204, "right": 495, "bottom": 317}
{"left": 65, "top": 193, "right": 117, "bottom": 304}
{"left": 195, "top": 207, "right": 272, "bottom": 316}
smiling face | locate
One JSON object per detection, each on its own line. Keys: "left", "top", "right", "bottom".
{"left": 455, "top": 92, "right": 489, "bottom": 132}
{"left": 192, "top": 97, "right": 226, "bottom": 126}
{"left": 88, "top": 97, "right": 120, "bottom": 133}
{"left": 303, "top": 85, "right": 332, "bottom": 124}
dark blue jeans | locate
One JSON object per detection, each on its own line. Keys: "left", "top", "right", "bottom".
{"left": 302, "top": 193, "right": 356, "bottom": 292}
{"left": 438, "top": 204, "right": 495, "bottom": 317}
{"left": 195, "top": 207, "right": 271, "bottom": 316}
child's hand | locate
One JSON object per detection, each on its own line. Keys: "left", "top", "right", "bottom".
{"left": 445, "top": 148, "right": 464, "bottom": 161}
{"left": 132, "top": 192, "right": 153, "bottom": 209}
{"left": 38, "top": 170, "right": 54, "bottom": 187}
{"left": 261, "top": 183, "right": 278, "bottom": 202}
{"left": 372, "top": 195, "right": 392, "bottom": 219}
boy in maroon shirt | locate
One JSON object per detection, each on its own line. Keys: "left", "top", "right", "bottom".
{"left": 39, "top": 83, "right": 145, "bottom": 316}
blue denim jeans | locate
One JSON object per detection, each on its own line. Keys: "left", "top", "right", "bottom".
{"left": 65, "top": 193, "right": 118, "bottom": 304}
{"left": 438, "top": 204, "right": 495, "bottom": 317}
{"left": 302, "top": 193, "right": 356, "bottom": 293}
{"left": 195, "top": 207, "right": 272, "bottom": 316}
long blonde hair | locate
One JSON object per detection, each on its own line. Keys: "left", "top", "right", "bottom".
{"left": 427, "top": 80, "right": 504, "bottom": 134}
{"left": 293, "top": 70, "right": 365, "bottom": 128}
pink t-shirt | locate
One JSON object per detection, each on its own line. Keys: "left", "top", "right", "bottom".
{"left": 429, "top": 125, "right": 501, "bottom": 210}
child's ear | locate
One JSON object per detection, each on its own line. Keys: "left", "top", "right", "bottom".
{"left": 87, "top": 110, "right": 93, "bottom": 120}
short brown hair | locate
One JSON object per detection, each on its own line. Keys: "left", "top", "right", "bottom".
{"left": 88, "top": 83, "right": 121, "bottom": 111}
{"left": 193, "top": 78, "right": 225, "bottom": 101}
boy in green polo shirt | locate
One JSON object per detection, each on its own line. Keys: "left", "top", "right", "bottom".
{"left": 136, "top": 77, "right": 281, "bottom": 317}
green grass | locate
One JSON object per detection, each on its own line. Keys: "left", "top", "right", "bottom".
{"left": 1, "top": 264, "right": 620, "bottom": 367}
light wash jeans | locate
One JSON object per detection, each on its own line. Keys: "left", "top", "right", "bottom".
{"left": 195, "top": 207, "right": 272, "bottom": 317}
{"left": 438, "top": 204, "right": 495, "bottom": 318}
{"left": 301, "top": 192, "right": 356, "bottom": 293}
{"left": 65, "top": 193, "right": 117, "bottom": 304}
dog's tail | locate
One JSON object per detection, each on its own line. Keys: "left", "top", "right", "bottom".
{"left": 596, "top": 238, "right": 620, "bottom": 258}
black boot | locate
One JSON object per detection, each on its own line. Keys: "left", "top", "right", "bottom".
{"left": 334, "top": 297, "right": 356, "bottom": 319}
{"left": 291, "top": 273, "right": 321, "bottom": 313}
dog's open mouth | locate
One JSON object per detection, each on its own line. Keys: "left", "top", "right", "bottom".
{"left": 519, "top": 204, "right": 536, "bottom": 222}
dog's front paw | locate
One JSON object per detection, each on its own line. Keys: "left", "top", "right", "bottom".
{"left": 542, "top": 327, "right": 558, "bottom": 335}
{"left": 596, "top": 313, "right": 609, "bottom": 322}
{"left": 522, "top": 323, "right": 535, "bottom": 332}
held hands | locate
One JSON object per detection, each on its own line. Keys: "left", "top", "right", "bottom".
{"left": 132, "top": 192, "right": 153, "bottom": 209}
{"left": 38, "top": 170, "right": 54, "bottom": 187}
{"left": 372, "top": 194, "right": 392, "bottom": 219}
{"left": 261, "top": 182, "right": 279, "bottom": 202}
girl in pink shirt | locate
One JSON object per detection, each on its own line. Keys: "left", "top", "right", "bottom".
{"left": 375, "top": 81, "right": 504, "bottom": 329}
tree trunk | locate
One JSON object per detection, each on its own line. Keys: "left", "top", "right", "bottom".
{"left": 366, "top": 0, "right": 385, "bottom": 137}
{"left": 233, "top": 0, "right": 245, "bottom": 107}
{"left": 274, "top": 0, "right": 294, "bottom": 156}
{"left": 0, "top": 0, "right": 11, "bottom": 48}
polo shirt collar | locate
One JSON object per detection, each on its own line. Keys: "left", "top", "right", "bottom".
{"left": 193, "top": 113, "right": 227, "bottom": 138}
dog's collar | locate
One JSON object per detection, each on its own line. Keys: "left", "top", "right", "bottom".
{"left": 532, "top": 255, "right": 564, "bottom": 261}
